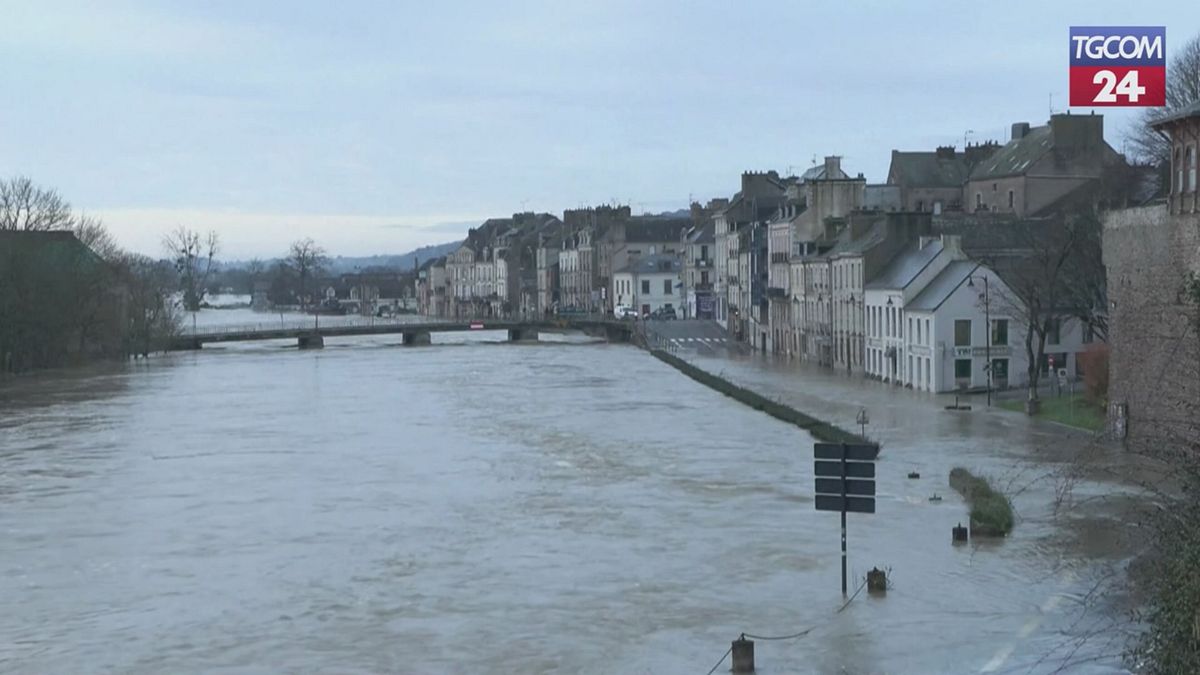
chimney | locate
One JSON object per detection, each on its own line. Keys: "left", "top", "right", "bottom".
{"left": 940, "top": 234, "right": 965, "bottom": 259}
{"left": 1011, "top": 122, "right": 1031, "bottom": 141}
{"left": 824, "top": 156, "right": 841, "bottom": 177}
{"left": 1050, "top": 113, "right": 1104, "bottom": 154}
{"left": 935, "top": 145, "right": 956, "bottom": 160}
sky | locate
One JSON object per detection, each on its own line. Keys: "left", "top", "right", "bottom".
{"left": 1, "top": 1, "right": 1195, "bottom": 259}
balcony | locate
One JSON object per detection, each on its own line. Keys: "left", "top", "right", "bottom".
{"left": 695, "top": 258, "right": 712, "bottom": 268}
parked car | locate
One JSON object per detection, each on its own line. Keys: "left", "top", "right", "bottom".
{"left": 651, "top": 306, "right": 677, "bottom": 320}
{"left": 614, "top": 305, "right": 638, "bottom": 320}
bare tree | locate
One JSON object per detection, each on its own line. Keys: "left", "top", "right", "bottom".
{"left": 988, "top": 214, "right": 1098, "bottom": 411}
{"left": 286, "top": 238, "right": 328, "bottom": 309}
{"left": 1126, "top": 32, "right": 1200, "bottom": 164}
{"left": 117, "top": 253, "right": 181, "bottom": 357}
{"left": 72, "top": 213, "right": 122, "bottom": 262}
{"left": 0, "top": 176, "right": 74, "bottom": 231}
{"left": 163, "top": 227, "right": 219, "bottom": 312}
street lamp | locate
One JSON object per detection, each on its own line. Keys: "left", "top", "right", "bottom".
{"left": 967, "top": 273, "right": 991, "bottom": 407}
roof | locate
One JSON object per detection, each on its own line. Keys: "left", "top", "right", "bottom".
{"left": 865, "top": 239, "right": 945, "bottom": 290}
{"left": 685, "top": 221, "right": 715, "bottom": 244}
{"left": 969, "top": 125, "right": 1054, "bottom": 180}
{"left": 906, "top": 261, "right": 980, "bottom": 312}
{"left": 0, "top": 230, "right": 105, "bottom": 268}
{"left": 1150, "top": 100, "right": 1200, "bottom": 127}
{"left": 615, "top": 253, "right": 681, "bottom": 275}
{"left": 888, "top": 151, "right": 968, "bottom": 188}
{"left": 800, "top": 163, "right": 849, "bottom": 182}
{"left": 625, "top": 217, "right": 689, "bottom": 243}
{"left": 828, "top": 222, "right": 887, "bottom": 258}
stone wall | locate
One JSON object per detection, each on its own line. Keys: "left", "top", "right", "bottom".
{"left": 1102, "top": 205, "right": 1200, "bottom": 457}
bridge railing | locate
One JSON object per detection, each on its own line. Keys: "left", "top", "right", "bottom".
{"left": 180, "top": 315, "right": 453, "bottom": 338}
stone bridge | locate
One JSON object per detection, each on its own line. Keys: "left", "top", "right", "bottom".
{"left": 168, "top": 317, "right": 638, "bottom": 351}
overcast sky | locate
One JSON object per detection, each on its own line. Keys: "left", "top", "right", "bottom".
{"left": 1, "top": 1, "right": 1192, "bottom": 258}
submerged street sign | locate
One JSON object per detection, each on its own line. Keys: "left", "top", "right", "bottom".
{"left": 815, "top": 477, "right": 876, "bottom": 496}
{"left": 812, "top": 441, "right": 879, "bottom": 595}
{"left": 814, "top": 442, "right": 879, "bottom": 461}
{"left": 814, "top": 460, "right": 876, "bottom": 479}
{"left": 815, "top": 494, "right": 876, "bottom": 514}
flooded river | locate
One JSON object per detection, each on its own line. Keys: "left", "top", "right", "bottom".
{"left": 0, "top": 328, "right": 1138, "bottom": 673}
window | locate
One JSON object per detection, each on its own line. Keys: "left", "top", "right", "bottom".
{"left": 700, "top": 245, "right": 709, "bottom": 260}
{"left": 1007, "top": 190, "right": 1014, "bottom": 209}
{"left": 701, "top": 271, "right": 709, "bottom": 286}
{"left": 925, "top": 319, "right": 931, "bottom": 346}
{"left": 641, "top": 280, "right": 650, "bottom": 294}
{"left": 663, "top": 279, "right": 672, "bottom": 295}
{"left": 916, "top": 200, "right": 924, "bottom": 212}
{"left": 991, "top": 319, "right": 1008, "bottom": 346}
{"left": 975, "top": 193, "right": 983, "bottom": 210}
{"left": 1083, "top": 322, "right": 1094, "bottom": 344}
{"left": 954, "top": 359, "right": 972, "bottom": 379}
{"left": 1188, "top": 145, "right": 1197, "bottom": 193}
{"left": 1177, "top": 147, "right": 1185, "bottom": 194}
{"left": 954, "top": 319, "right": 971, "bottom": 346}
{"left": 1046, "top": 317, "right": 1061, "bottom": 345}
{"left": 932, "top": 201, "right": 942, "bottom": 215}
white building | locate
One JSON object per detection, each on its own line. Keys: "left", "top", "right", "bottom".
{"left": 612, "top": 254, "right": 682, "bottom": 317}
{"left": 864, "top": 235, "right": 965, "bottom": 383}
{"left": 903, "top": 261, "right": 1022, "bottom": 392}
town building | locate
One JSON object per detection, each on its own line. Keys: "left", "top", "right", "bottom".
{"left": 886, "top": 143, "right": 998, "bottom": 213}
{"left": 864, "top": 235, "right": 967, "bottom": 383}
{"left": 611, "top": 254, "right": 682, "bottom": 318}
{"left": 903, "top": 260, "right": 1022, "bottom": 393}
{"left": 1103, "top": 101, "right": 1200, "bottom": 454}
{"left": 714, "top": 171, "right": 787, "bottom": 333}
{"left": 966, "top": 114, "right": 1124, "bottom": 216}
{"left": 681, "top": 218, "right": 716, "bottom": 319}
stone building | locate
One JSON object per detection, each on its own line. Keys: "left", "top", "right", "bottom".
{"left": 886, "top": 143, "right": 997, "bottom": 213}
{"left": 966, "top": 113, "right": 1124, "bottom": 217}
{"left": 1103, "top": 101, "right": 1200, "bottom": 455}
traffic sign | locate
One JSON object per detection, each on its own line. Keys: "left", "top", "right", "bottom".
{"left": 814, "top": 460, "right": 875, "bottom": 479}
{"left": 815, "top": 494, "right": 877, "bottom": 514}
{"left": 815, "top": 477, "right": 876, "bottom": 497}
{"left": 814, "top": 442, "right": 879, "bottom": 461}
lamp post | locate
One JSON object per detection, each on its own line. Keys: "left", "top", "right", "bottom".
{"left": 967, "top": 274, "right": 991, "bottom": 407}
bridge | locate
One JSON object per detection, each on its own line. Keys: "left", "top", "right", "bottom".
{"left": 168, "top": 316, "right": 638, "bottom": 351}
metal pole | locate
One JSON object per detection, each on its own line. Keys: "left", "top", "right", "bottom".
{"left": 985, "top": 277, "right": 991, "bottom": 407}
{"left": 840, "top": 442, "right": 848, "bottom": 596}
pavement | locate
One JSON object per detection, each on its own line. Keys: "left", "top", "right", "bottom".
{"left": 641, "top": 319, "right": 746, "bottom": 355}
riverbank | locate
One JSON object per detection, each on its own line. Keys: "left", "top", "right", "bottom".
{"left": 649, "top": 349, "right": 864, "bottom": 444}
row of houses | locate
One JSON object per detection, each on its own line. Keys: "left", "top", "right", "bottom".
{"left": 413, "top": 110, "right": 1172, "bottom": 396}
{"left": 415, "top": 208, "right": 697, "bottom": 319}
{"left": 706, "top": 112, "right": 1146, "bottom": 392}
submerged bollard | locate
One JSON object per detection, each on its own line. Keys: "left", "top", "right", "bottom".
{"left": 731, "top": 636, "right": 755, "bottom": 673}
{"left": 867, "top": 567, "right": 887, "bottom": 594}
{"left": 953, "top": 522, "right": 969, "bottom": 544}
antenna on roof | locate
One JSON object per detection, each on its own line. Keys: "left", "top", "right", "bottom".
{"left": 1049, "top": 93, "right": 1053, "bottom": 116}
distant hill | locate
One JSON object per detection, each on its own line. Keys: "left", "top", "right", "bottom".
{"left": 221, "top": 240, "right": 461, "bottom": 273}
{"left": 325, "top": 241, "right": 460, "bottom": 274}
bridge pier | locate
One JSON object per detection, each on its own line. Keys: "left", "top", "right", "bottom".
{"left": 298, "top": 334, "right": 325, "bottom": 349}
{"left": 402, "top": 331, "right": 431, "bottom": 346}
{"left": 507, "top": 328, "right": 539, "bottom": 342}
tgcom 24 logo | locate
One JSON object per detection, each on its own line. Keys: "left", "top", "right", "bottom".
{"left": 1069, "top": 26, "right": 1166, "bottom": 107}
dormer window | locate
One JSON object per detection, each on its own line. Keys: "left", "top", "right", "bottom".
{"left": 1188, "top": 145, "right": 1197, "bottom": 193}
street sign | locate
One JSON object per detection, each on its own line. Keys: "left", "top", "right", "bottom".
{"left": 815, "top": 477, "right": 876, "bottom": 497}
{"left": 815, "top": 495, "right": 877, "bottom": 514}
{"left": 813, "top": 460, "right": 875, "bottom": 479}
{"left": 812, "top": 442, "right": 878, "bottom": 596}
{"left": 814, "top": 442, "right": 879, "bottom": 461}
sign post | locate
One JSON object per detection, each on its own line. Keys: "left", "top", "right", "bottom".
{"left": 814, "top": 442, "right": 878, "bottom": 595}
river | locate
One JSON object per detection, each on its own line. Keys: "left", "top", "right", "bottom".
{"left": 0, "top": 320, "right": 1139, "bottom": 673}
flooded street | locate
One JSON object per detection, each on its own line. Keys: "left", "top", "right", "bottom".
{"left": 0, "top": 331, "right": 1139, "bottom": 673}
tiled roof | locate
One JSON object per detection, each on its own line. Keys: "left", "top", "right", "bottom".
{"left": 625, "top": 217, "right": 689, "bottom": 243}
{"left": 889, "top": 151, "right": 968, "bottom": 188}
{"left": 968, "top": 126, "right": 1054, "bottom": 180}
{"left": 865, "top": 240, "right": 945, "bottom": 290}
{"left": 906, "top": 260, "right": 979, "bottom": 311}
{"left": 828, "top": 222, "right": 887, "bottom": 257}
